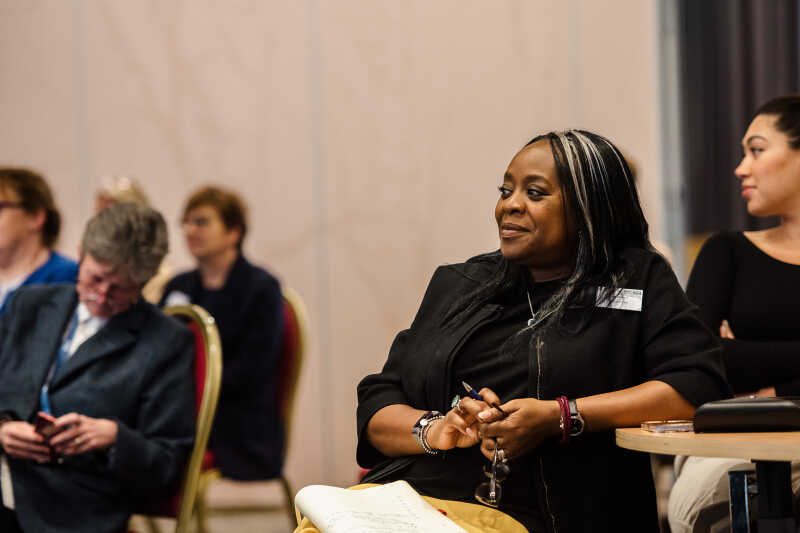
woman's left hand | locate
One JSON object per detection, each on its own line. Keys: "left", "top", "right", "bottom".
{"left": 475, "top": 391, "right": 561, "bottom": 461}
{"left": 48, "top": 413, "right": 118, "bottom": 456}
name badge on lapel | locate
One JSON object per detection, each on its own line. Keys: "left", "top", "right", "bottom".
{"left": 596, "top": 287, "right": 643, "bottom": 312}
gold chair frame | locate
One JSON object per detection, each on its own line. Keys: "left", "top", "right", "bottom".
{"left": 144, "top": 304, "right": 223, "bottom": 533}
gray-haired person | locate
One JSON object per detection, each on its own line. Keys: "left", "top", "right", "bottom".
{"left": 0, "top": 202, "right": 195, "bottom": 533}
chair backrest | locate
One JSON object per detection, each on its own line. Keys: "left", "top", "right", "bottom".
{"left": 164, "top": 305, "right": 223, "bottom": 533}
{"left": 275, "top": 287, "right": 308, "bottom": 457}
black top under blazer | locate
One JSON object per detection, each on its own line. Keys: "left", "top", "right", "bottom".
{"left": 162, "top": 254, "right": 284, "bottom": 480}
{"left": 0, "top": 284, "right": 195, "bottom": 533}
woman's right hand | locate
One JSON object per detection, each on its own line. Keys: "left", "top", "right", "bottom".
{"left": 0, "top": 421, "right": 51, "bottom": 462}
{"left": 425, "top": 396, "right": 488, "bottom": 451}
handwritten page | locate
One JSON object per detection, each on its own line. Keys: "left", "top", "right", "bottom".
{"left": 294, "top": 480, "right": 467, "bottom": 533}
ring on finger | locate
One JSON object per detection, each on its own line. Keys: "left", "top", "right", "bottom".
{"left": 451, "top": 395, "right": 466, "bottom": 415}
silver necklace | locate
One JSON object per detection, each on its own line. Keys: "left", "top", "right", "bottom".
{"left": 526, "top": 290, "right": 536, "bottom": 327}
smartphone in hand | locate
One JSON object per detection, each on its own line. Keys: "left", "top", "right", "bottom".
{"left": 34, "top": 411, "right": 63, "bottom": 461}
{"left": 34, "top": 411, "right": 59, "bottom": 440}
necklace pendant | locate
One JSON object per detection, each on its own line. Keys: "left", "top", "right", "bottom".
{"left": 525, "top": 290, "right": 536, "bottom": 328}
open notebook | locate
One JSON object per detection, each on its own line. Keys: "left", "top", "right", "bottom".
{"left": 294, "top": 480, "right": 468, "bottom": 533}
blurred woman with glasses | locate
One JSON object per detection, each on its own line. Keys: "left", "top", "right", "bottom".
{"left": 0, "top": 168, "right": 77, "bottom": 314}
{"left": 161, "top": 185, "right": 285, "bottom": 482}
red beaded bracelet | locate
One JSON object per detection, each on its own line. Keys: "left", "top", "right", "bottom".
{"left": 556, "top": 395, "right": 570, "bottom": 444}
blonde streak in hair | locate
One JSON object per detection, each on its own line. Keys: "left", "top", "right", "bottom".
{"left": 554, "top": 132, "right": 589, "bottom": 213}
{"left": 572, "top": 131, "right": 611, "bottom": 192}
{"left": 574, "top": 132, "right": 623, "bottom": 271}
{"left": 555, "top": 132, "right": 595, "bottom": 256}
{"left": 574, "top": 132, "right": 623, "bottom": 229}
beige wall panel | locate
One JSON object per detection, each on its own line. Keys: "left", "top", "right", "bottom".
{"left": 0, "top": 0, "right": 664, "bottom": 491}
{"left": 318, "top": 1, "right": 577, "bottom": 485}
{"left": 317, "top": 1, "right": 662, "bottom": 486}
{"left": 0, "top": 1, "right": 87, "bottom": 256}
{"left": 568, "top": 0, "right": 663, "bottom": 238}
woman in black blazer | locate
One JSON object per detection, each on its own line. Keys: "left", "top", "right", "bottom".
{"left": 162, "top": 185, "right": 284, "bottom": 481}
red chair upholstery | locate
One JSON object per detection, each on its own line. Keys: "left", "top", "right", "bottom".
{"left": 135, "top": 305, "right": 222, "bottom": 533}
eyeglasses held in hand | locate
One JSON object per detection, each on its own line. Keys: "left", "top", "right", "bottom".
{"left": 474, "top": 442, "right": 510, "bottom": 508}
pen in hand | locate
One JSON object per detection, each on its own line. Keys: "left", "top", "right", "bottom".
{"left": 462, "top": 381, "right": 507, "bottom": 417}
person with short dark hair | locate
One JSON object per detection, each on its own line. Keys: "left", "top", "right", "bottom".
{"left": 356, "top": 130, "right": 729, "bottom": 531}
{"left": 0, "top": 168, "right": 77, "bottom": 313}
{"left": 162, "top": 185, "right": 284, "bottom": 480}
{"left": 0, "top": 202, "right": 195, "bottom": 533}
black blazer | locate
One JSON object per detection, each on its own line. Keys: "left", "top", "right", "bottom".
{"left": 161, "top": 254, "right": 284, "bottom": 480}
{"left": 0, "top": 284, "right": 195, "bottom": 533}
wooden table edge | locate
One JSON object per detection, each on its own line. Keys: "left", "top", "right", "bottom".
{"left": 615, "top": 427, "right": 800, "bottom": 462}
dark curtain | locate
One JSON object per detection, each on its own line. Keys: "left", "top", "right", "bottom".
{"left": 679, "top": 0, "right": 799, "bottom": 233}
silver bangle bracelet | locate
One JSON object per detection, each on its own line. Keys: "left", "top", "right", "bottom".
{"left": 420, "top": 414, "right": 444, "bottom": 455}
{"left": 412, "top": 410, "right": 445, "bottom": 455}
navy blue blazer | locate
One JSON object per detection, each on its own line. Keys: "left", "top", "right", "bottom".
{"left": 162, "top": 254, "right": 284, "bottom": 480}
{"left": 0, "top": 284, "right": 195, "bottom": 533}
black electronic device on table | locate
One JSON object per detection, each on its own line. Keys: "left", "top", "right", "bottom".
{"left": 693, "top": 397, "right": 800, "bottom": 433}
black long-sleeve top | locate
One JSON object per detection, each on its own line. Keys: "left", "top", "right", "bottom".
{"left": 161, "top": 254, "right": 285, "bottom": 480}
{"left": 686, "top": 231, "right": 800, "bottom": 395}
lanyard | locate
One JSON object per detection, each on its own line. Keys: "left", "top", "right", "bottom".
{"left": 39, "top": 312, "right": 79, "bottom": 415}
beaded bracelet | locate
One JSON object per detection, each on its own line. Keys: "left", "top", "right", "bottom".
{"left": 556, "top": 395, "right": 571, "bottom": 444}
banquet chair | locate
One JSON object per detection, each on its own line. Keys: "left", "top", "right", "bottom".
{"left": 193, "top": 286, "right": 308, "bottom": 531}
{"left": 134, "top": 304, "right": 223, "bottom": 533}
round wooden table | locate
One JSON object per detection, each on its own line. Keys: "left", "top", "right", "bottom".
{"left": 616, "top": 427, "right": 800, "bottom": 461}
{"left": 616, "top": 428, "right": 800, "bottom": 533}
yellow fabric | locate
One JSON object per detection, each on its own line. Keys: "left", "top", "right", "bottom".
{"left": 293, "top": 483, "right": 529, "bottom": 533}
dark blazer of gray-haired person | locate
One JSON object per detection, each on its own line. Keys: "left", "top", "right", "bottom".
{"left": 0, "top": 203, "right": 195, "bottom": 533}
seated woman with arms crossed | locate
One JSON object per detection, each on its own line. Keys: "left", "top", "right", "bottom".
{"left": 356, "top": 130, "right": 730, "bottom": 532}
{"left": 669, "top": 95, "right": 800, "bottom": 532}
{"left": 162, "top": 186, "right": 284, "bottom": 482}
